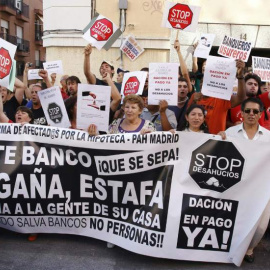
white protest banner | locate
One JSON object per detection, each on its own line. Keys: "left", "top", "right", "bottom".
{"left": 120, "top": 35, "right": 145, "bottom": 61}
{"left": 194, "top": 34, "right": 215, "bottom": 59}
{"left": 252, "top": 56, "right": 270, "bottom": 82}
{"left": 38, "top": 86, "right": 70, "bottom": 128}
{"left": 83, "top": 14, "right": 122, "bottom": 51}
{"left": 77, "top": 84, "right": 111, "bottom": 132}
{"left": 121, "top": 71, "right": 147, "bottom": 98}
{"left": 43, "top": 60, "right": 64, "bottom": 74}
{"left": 0, "top": 38, "right": 17, "bottom": 89}
{"left": 28, "top": 69, "right": 42, "bottom": 80}
{"left": 148, "top": 63, "right": 179, "bottom": 105}
{"left": 0, "top": 127, "right": 270, "bottom": 267}
{"left": 161, "top": 2, "right": 201, "bottom": 32}
{"left": 218, "top": 35, "right": 252, "bottom": 62}
{"left": 202, "top": 56, "right": 236, "bottom": 100}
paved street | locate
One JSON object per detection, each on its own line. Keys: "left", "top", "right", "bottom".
{"left": 0, "top": 228, "right": 270, "bottom": 270}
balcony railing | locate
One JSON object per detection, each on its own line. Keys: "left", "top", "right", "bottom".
{"left": 0, "top": 0, "right": 29, "bottom": 18}
{"left": 0, "top": 0, "right": 16, "bottom": 11}
{"left": 16, "top": 2, "right": 29, "bottom": 19}
{"left": 35, "top": 27, "right": 43, "bottom": 41}
{"left": 0, "top": 33, "right": 29, "bottom": 53}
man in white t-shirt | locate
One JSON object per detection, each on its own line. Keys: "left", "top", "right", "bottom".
{"left": 219, "top": 97, "right": 270, "bottom": 263}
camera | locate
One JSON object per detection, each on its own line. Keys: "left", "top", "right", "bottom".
{"left": 28, "top": 63, "right": 33, "bottom": 67}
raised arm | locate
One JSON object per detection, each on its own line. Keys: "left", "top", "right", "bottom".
{"left": 84, "top": 44, "right": 96, "bottom": 84}
{"left": 103, "top": 73, "right": 121, "bottom": 112}
{"left": 0, "top": 88, "right": 9, "bottom": 123}
{"left": 192, "top": 42, "right": 199, "bottom": 73}
{"left": 174, "top": 39, "right": 193, "bottom": 92}
{"left": 14, "top": 77, "right": 26, "bottom": 105}
{"left": 38, "top": 69, "right": 52, "bottom": 88}
{"left": 23, "top": 62, "right": 31, "bottom": 99}
{"left": 230, "top": 60, "right": 246, "bottom": 108}
{"left": 159, "top": 100, "right": 174, "bottom": 131}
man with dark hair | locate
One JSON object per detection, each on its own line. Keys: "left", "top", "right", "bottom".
{"left": 29, "top": 84, "right": 47, "bottom": 125}
{"left": 66, "top": 76, "right": 81, "bottom": 97}
{"left": 169, "top": 77, "right": 190, "bottom": 130}
{"left": 1, "top": 78, "right": 26, "bottom": 122}
{"left": 83, "top": 44, "right": 121, "bottom": 92}
{"left": 227, "top": 73, "right": 270, "bottom": 129}
{"left": 219, "top": 97, "right": 270, "bottom": 263}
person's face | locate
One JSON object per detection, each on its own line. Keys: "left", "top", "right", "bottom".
{"left": 245, "top": 78, "right": 259, "bottom": 97}
{"left": 185, "top": 108, "right": 205, "bottom": 131}
{"left": 61, "top": 78, "right": 67, "bottom": 88}
{"left": 241, "top": 102, "right": 261, "bottom": 126}
{"left": 116, "top": 72, "right": 124, "bottom": 83}
{"left": 260, "top": 84, "right": 270, "bottom": 94}
{"left": 178, "top": 81, "right": 188, "bottom": 99}
{"left": 67, "top": 80, "right": 78, "bottom": 96}
{"left": 142, "top": 96, "right": 148, "bottom": 108}
{"left": 144, "top": 72, "right": 149, "bottom": 89}
{"left": 15, "top": 110, "right": 31, "bottom": 123}
{"left": 202, "top": 61, "right": 207, "bottom": 74}
{"left": 31, "top": 86, "right": 42, "bottom": 105}
{"left": 100, "top": 63, "right": 113, "bottom": 77}
{"left": 124, "top": 101, "right": 142, "bottom": 121}
{"left": 1, "top": 87, "right": 8, "bottom": 103}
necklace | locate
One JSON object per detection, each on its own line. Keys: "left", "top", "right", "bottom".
{"left": 178, "top": 97, "right": 188, "bottom": 104}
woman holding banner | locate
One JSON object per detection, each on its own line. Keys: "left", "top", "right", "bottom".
{"left": 88, "top": 94, "right": 156, "bottom": 135}
{"left": 177, "top": 104, "right": 209, "bottom": 133}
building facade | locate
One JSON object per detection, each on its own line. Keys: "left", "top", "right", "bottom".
{"left": 43, "top": 0, "right": 270, "bottom": 84}
{"left": 0, "top": 0, "right": 45, "bottom": 79}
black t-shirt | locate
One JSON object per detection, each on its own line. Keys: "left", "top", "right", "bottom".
{"left": 96, "top": 78, "right": 122, "bottom": 92}
{"left": 3, "top": 96, "right": 20, "bottom": 122}
{"left": 31, "top": 107, "right": 48, "bottom": 125}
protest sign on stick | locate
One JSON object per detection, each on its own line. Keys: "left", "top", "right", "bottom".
{"left": 83, "top": 14, "right": 122, "bottom": 51}
{"left": 38, "top": 86, "right": 70, "bottom": 128}
{"left": 148, "top": 63, "right": 179, "bottom": 105}
{"left": 121, "top": 71, "right": 147, "bottom": 98}
{"left": 161, "top": 2, "right": 201, "bottom": 32}
{"left": 28, "top": 69, "right": 43, "bottom": 80}
{"left": 194, "top": 34, "right": 215, "bottom": 59}
{"left": 43, "top": 60, "right": 64, "bottom": 75}
{"left": 77, "top": 84, "right": 111, "bottom": 132}
{"left": 0, "top": 38, "right": 17, "bottom": 89}
{"left": 252, "top": 56, "right": 270, "bottom": 82}
{"left": 218, "top": 35, "right": 252, "bottom": 62}
{"left": 202, "top": 56, "right": 236, "bottom": 100}
{"left": 120, "top": 35, "right": 144, "bottom": 61}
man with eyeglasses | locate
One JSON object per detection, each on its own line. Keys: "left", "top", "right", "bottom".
{"left": 219, "top": 97, "right": 270, "bottom": 263}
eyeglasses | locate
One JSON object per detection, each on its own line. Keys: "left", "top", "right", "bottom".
{"left": 244, "top": 109, "right": 260, "bottom": 115}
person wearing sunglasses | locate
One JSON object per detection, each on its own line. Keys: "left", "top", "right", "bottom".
{"left": 218, "top": 97, "right": 270, "bottom": 263}
{"left": 219, "top": 97, "right": 270, "bottom": 141}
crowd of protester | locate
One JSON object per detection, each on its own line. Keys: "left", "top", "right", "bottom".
{"left": 1, "top": 38, "right": 270, "bottom": 263}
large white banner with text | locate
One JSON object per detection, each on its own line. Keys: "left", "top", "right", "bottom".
{"left": 0, "top": 125, "right": 270, "bottom": 266}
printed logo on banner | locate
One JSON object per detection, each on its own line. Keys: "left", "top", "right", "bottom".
{"left": 168, "top": 4, "right": 193, "bottom": 29}
{"left": 90, "top": 18, "right": 113, "bottom": 41}
{"left": 123, "top": 77, "right": 140, "bottom": 96}
{"left": 47, "top": 103, "right": 63, "bottom": 123}
{"left": 0, "top": 47, "right": 12, "bottom": 79}
{"left": 189, "top": 140, "right": 245, "bottom": 192}
{"left": 177, "top": 194, "right": 238, "bottom": 251}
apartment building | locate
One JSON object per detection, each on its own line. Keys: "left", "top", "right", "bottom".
{"left": 0, "top": 0, "right": 45, "bottom": 79}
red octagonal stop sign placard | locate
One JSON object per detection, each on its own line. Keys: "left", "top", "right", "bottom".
{"left": 124, "top": 77, "right": 140, "bottom": 96}
{"left": 90, "top": 18, "right": 113, "bottom": 42}
{"left": 0, "top": 47, "right": 12, "bottom": 79}
{"left": 168, "top": 4, "right": 193, "bottom": 30}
